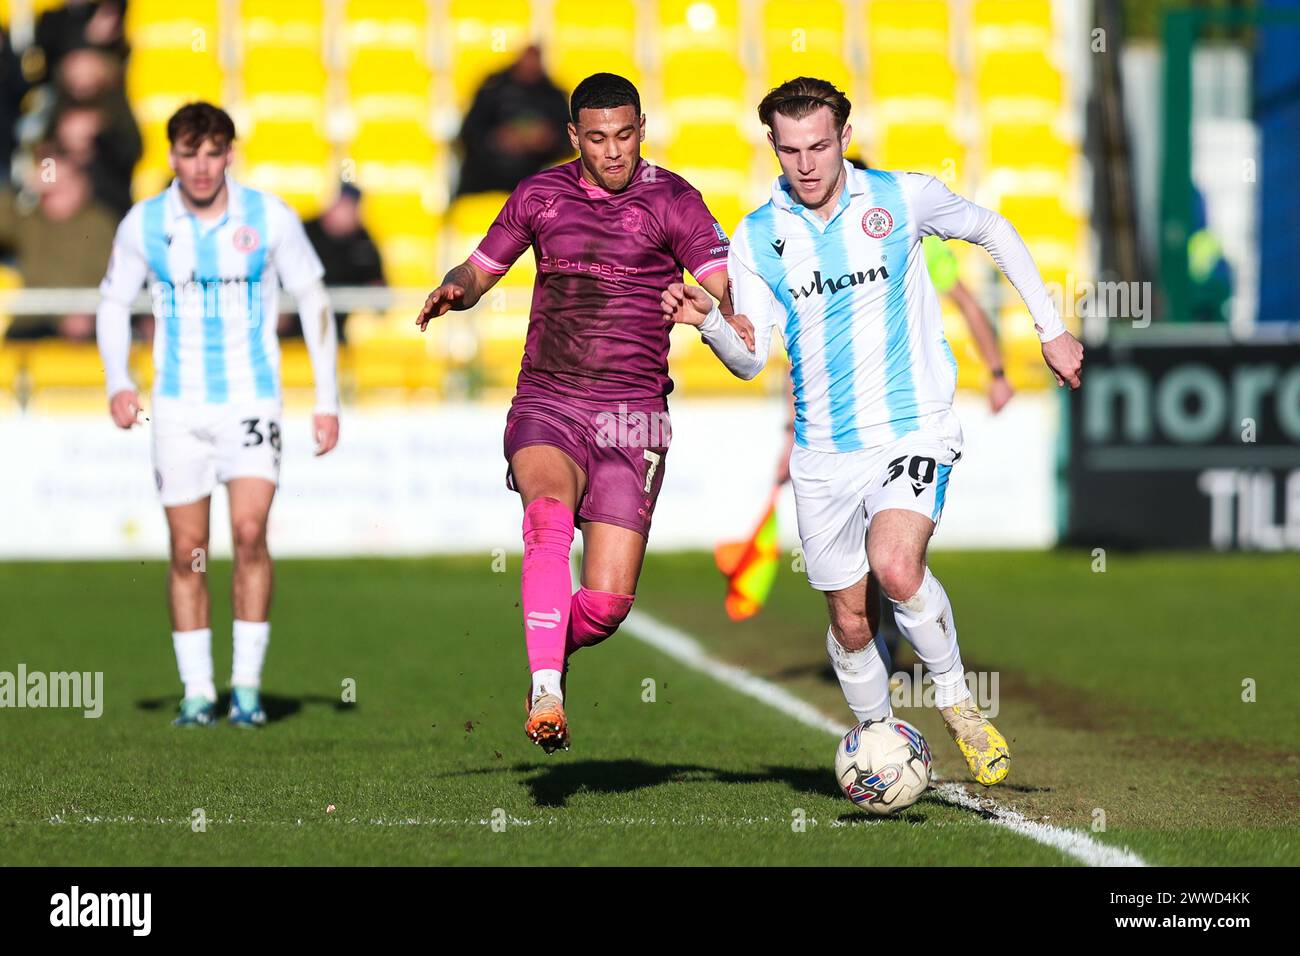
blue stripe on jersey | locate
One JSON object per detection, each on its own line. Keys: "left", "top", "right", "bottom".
{"left": 932, "top": 462, "right": 952, "bottom": 519}
{"left": 821, "top": 199, "right": 862, "bottom": 452}
{"left": 191, "top": 216, "right": 228, "bottom": 403}
{"left": 143, "top": 194, "right": 181, "bottom": 398}
{"left": 241, "top": 189, "right": 276, "bottom": 399}
{"left": 747, "top": 203, "right": 807, "bottom": 447}
{"left": 868, "top": 170, "right": 919, "bottom": 437}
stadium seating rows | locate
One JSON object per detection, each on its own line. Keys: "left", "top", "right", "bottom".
{"left": 1, "top": 0, "right": 1084, "bottom": 399}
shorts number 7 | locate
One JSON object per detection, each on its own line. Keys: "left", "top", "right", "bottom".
{"left": 643, "top": 450, "right": 662, "bottom": 494}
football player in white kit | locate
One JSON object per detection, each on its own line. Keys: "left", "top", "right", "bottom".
{"left": 663, "top": 78, "right": 1084, "bottom": 786}
{"left": 96, "top": 103, "right": 340, "bottom": 727}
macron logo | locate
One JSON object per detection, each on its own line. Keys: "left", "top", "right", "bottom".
{"left": 50, "top": 886, "right": 151, "bottom": 936}
{"left": 771, "top": 238, "right": 786, "bottom": 256}
{"left": 526, "top": 609, "right": 562, "bottom": 630}
{"left": 789, "top": 267, "right": 889, "bottom": 300}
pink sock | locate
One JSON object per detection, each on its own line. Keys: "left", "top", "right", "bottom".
{"left": 521, "top": 497, "right": 575, "bottom": 673}
{"left": 565, "top": 587, "right": 635, "bottom": 658}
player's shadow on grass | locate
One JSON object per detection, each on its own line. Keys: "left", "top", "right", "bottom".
{"left": 510, "top": 759, "right": 842, "bottom": 808}
{"left": 136, "top": 694, "right": 357, "bottom": 723}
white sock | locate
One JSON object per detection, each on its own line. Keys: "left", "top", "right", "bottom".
{"left": 531, "top": 668, "right": 563, "bottom": 703}
{"left": 172, "top": 628, "right": 216, "bottom": 701}
{"left": 231, "top": 619, "right": 270, "bottom": 689}
{"left": 826, "top": 627, "right": 892, "bottom": 723}
{"left": 891, "top": 568, "right": 969, "bottom": 708}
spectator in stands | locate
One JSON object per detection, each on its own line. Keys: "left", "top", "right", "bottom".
{"left": 283, "top": 182, "right": 385, "bottom": 344}
{"left": 454, "top": 44, "right": 572, "bottom": 196}
{"left": 33, "top": 0, "right": 128, "bottom": 79}
{"left": 45, "top": 45, "right": 140, "bottom": 216}
{"left": 0, "top": 26, "right": 27, "bottom": 185}
{"left": 0, "top": 142, "right": 119, "bottom": 340}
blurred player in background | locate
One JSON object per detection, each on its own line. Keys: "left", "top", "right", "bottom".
{"left": 418, "top": 73, "right": 741, "bottom": 754}
{"left": 96, "top": 102, "right": 340, "bottom": 727}
{"left": 664, "top": 77, "right": 1083, "bottom": 786}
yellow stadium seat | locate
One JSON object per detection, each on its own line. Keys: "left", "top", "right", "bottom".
{"left": 975, "top": 52, "right": 1063, "bottom": 121}
{"left": 875, "top": 123, "right": 965, "bottom": 183}
{"left": 997, "top": 194, "right": 1080, "bottom": 240}
{"left": 349, "top": 337, "right": 445, "bottom": 394}
{"left": 763, "top": 0, "right": 846, "bottom": 50}
{"left": 241, "top": 165, "right": 333, "bottom": 220}
{"left": 549, "top": 0, "right": 640, "bottom": 93}
{"left": 657, "top": 125, "right": 753, "bottom": 236}
{"left": 869, "top": 51, "right": 956, "bottom": 101}
{"left": 25, "top": 342, "right": 107, "bottom": 391}
{"left": 659, "top": 0, "right": 741, "bottom": 57}
{"left": 765, "top": 51, "right": 854, "bottom": 97}
{"left": 447, "top": 192, "right": 511, "bottom": 237}
{"left": 349, "top": 119, "right": 437, "bottom": 163}
{"left": 378, "top": 236, "right": 440, "bottom": 288}
{"left": 342, "top": 0, "right": 427, "bottom": 57}
{"left": 279, "top": 341, "right": 315, "bottom": 391}
{"left": 126, "top": 1, "right": 220, "bottom": 55}
{"left": 996, "top": 193, "right": 1082, "bottom": 284}
{"left": 446, "top": 0, "right": 534, "bottom": 108}
{"left": 0, "top": 337, "right": 21, "bottom": 394}
{"left": 986, "top": 122, "right": 1074, "bottom": 172}
{"left": 865, "top": 0, "right": 950, "bottom": 55}
{"left": 240, "top": 0, "right": 323, "bottom": 52}
{"left": 973, "top": 0, "right": 1054, "bottom": 55}
{"left": 127, "top": 49, "right": 222, "bottom": 109}
{"left": 762, "top": 0, "right": 852, "bottom": 94}
{"left": 362, "top": 196, "right": 439, "bottom": 244}
{"left": 243, "top": 48, "right": 327, "bottom": 96}
{"left": 662, "top": 51, "right": 747, "bottom": 130}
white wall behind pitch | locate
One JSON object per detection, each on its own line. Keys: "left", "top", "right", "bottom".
{"left": 0, "top": 393, "right": 1057, "bottom": 559}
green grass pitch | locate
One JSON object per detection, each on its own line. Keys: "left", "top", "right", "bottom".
{"left": 0, "top": 551, "right": 1295, "bottom": 865}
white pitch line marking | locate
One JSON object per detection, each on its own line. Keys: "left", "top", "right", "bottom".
{"left": 620, "top": 607, "right": 1148, "bottom": 867}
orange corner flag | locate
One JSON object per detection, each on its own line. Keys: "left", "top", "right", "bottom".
{"left": 714, "top": 492, "right": 780, "bottom": 621}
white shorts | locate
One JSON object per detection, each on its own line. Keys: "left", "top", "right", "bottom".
{"left": 150, "top": 397, "right": 282, "bottom": 507}
{"left": 790, "top": 432, "right": 962, "bottom": 592}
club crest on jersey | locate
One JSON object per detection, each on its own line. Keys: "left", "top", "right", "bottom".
{"left": 621, "top": 206, "right": 644, "bottom": 233}
{"left": 232, "top": 225, "right": 260, "bottom": 254}
{"left": 862, "top": 207, "right": 894, "bottom": 239}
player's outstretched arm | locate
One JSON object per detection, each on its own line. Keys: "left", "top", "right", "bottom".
{"left": 662, "top": 281, "right": 768, "bottom": 381}
{"left": 416, "top": 260, "right": 500, "bottom": 331}
{"left": 909, "top": 173, "right": 1083, "bottom": 390}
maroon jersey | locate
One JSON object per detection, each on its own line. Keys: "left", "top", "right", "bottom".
{"left": 470, "top": 158, "right": 729, "bottom": 400}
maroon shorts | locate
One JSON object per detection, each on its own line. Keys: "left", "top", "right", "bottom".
{"left": 504, "top": 393, "right": 671, "bottom": 537}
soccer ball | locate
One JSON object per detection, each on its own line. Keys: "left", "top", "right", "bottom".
{"left": 835, "top": 717, "right": 933, "bottom": 816}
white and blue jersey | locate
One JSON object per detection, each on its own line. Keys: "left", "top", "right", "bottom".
{"left": 723, "top": 161, "right": 1064, "bottom": 453}
{"left": 99, "top": 175, "right": 325, "bottom": 405}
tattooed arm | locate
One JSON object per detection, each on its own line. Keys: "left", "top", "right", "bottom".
{"left": 415, "top": 260, "right": 503, "bottom": 331}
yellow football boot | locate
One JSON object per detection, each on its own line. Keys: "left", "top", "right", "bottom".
{"left": 940, "top": 698, "right": 1009, "bottom": 786}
